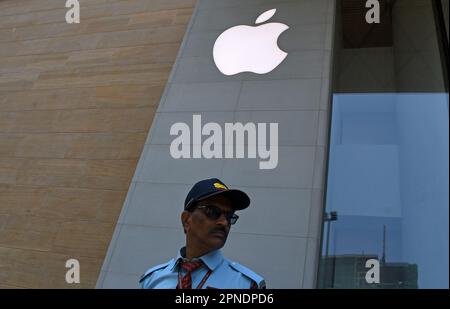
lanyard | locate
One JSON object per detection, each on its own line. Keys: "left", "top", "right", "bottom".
{"left": 177, "top": 268, "right": 212, "bottom": 289}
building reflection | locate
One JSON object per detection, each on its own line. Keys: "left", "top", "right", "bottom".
{"left": 319, "top": 254, "right": 418, "bottom": 289}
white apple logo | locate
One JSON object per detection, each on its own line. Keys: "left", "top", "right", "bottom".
{"left": 213, "top": 8, "right": 289, "bottom": 76}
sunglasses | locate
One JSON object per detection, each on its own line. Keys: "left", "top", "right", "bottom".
{"left": 195, "top": 205, "right": 239, "bottom": 225}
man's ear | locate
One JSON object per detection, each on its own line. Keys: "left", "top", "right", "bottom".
{"left": 181, "top": 211, "right": 190, "bottom": 234}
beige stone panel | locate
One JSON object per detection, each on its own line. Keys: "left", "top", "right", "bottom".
{"left": 0, "top": 107, "right": 156, "bottom": 133}
{"left": 0, "top": 246, "right": 103, "bottom": 288}
{"left": 0, "top": 185, "right": 47, "bottom": 215}
{"left": 33, "top": 187, "right": 126, "bottom": 223}
{"left": 31, "top": 63, "right": 172, "bottom": 89}
{"left": 0, "top": 215, "right": 61, "bottom": 251}
{"left": 0, "top": 85, "right": 165, "bottom": 111}
{"left": 0, "top": 0, "right": 196, "bottom": 289}
{"left": 14, "top": 158, "right": 137, "bottom": 190}
{"left": 52, "top": 220, "right": 116, "bottom": 259}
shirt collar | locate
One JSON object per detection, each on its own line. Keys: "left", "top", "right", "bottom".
{"left": 171, "top": 247, "right": 224, "bottom": 271}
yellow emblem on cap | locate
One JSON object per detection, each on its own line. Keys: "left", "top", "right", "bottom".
{"left": 214, "top": 183, "right": 228, "bottom": 190}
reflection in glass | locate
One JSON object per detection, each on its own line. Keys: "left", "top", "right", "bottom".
{"left": 319, "top": 0, "right": 449, "bottom": 289}
{"left": 320, "top": 94, "right": 449, "bottom": 289}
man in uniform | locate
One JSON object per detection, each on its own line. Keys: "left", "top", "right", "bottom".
{"left": 139, "top": 178, "right": 266, "bottom": 289}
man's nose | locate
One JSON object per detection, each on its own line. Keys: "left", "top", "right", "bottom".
{"left": 216, "top": 213, "right": 230, "bottom": 226}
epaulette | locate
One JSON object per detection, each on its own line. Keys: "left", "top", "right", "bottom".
{"left": 229, "top": 262, "right": 266, "bottom": 288}
{"left": 139, "top": 261, "right": 171, "bottom": 283}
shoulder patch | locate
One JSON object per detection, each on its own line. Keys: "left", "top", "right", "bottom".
{"left": 139, "top": 260, "right": 171, "bottom": 283}
{"left": 228, "top": 261, "right": 266, "bottom": 288}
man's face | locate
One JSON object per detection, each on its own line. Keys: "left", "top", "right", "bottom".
{"left": 182, "top": 195, "right": 234, "bottom": 252}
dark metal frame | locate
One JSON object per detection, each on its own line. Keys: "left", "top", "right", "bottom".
{"left": 432, "top": 0, "right": 449, "bottom": 92}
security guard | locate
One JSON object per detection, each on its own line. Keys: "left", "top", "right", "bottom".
{"left": 139, "top": 178, "right": 266, "bottom": 289}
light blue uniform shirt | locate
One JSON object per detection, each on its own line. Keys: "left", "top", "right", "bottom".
{"left": 140, "top": 247, "right": 265, "bottom": 289}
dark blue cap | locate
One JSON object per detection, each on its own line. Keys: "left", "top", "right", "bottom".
{"left": 184, "top": 178, "right": 250, "bottom": 211}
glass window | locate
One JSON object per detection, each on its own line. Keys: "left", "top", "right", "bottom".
{"left": 318, "top": 0, "right": 449, "bottom": 289}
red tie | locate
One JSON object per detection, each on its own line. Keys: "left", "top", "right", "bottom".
{"left": 177, "top": 260, "right": 204, "bottom": 289}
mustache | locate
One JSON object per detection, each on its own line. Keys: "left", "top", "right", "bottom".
{"left": 209, "top": 227, "right": 228, "bottom": 235}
